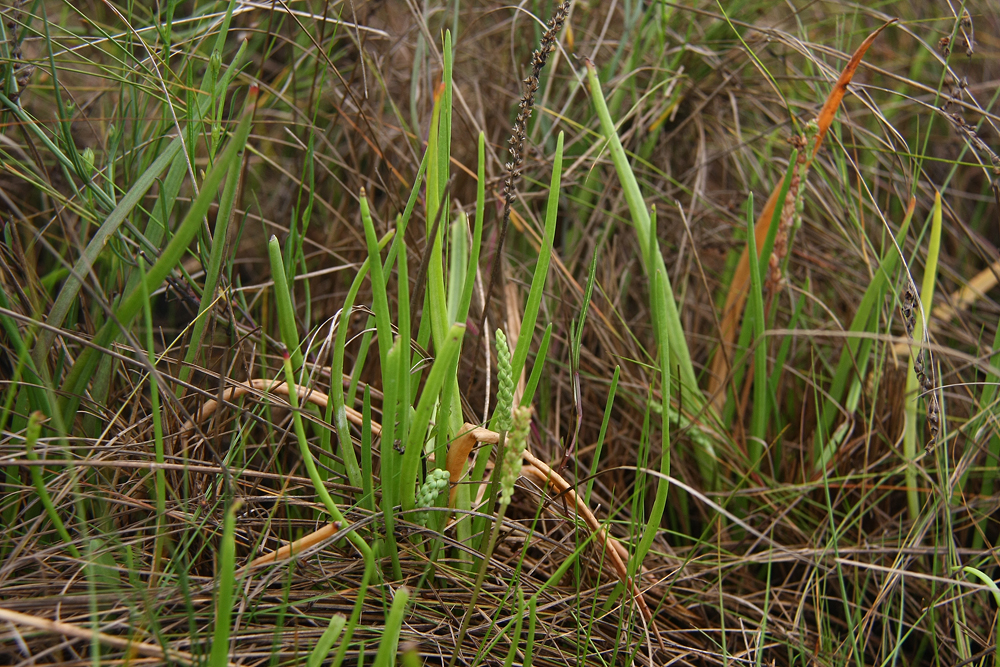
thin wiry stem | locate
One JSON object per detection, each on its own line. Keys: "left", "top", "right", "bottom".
{"left": 476, "top": 1, "right": 570, "bottom": 338}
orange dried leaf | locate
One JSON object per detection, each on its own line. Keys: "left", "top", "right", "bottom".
{"left": 812, "top": 19, "right": 896, "bottom": 157}
{"left": 446, "top": 428, "right": 479, "bottom": 506}
{"left": 708, "top": 20, "right": 894, "bottom": 411}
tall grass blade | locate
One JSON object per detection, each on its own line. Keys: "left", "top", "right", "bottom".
{"left": 709, "top": 21, "right": 895, "bottom": 411}
{"left": 400, "top": 324, "right": 466, "bottom": 511}
{"left": 372, "top": 587, "right": 409, "bottom": 667}
{"left": 510, "top": 131, "right": 563, "bottom": 384}
{"left": 208, "top": 500, "right": 241, "bottom": 667}
{"left": 60, "top": 85, "right": 259, "bottom": 418}
{"left": 584, "top": 60, "right": 705, "bottom": 417}
{"left": 745, "top": 193, "right": 768, "bottom": 467}
{"left": 903, "top": 191, "right": 942, "bottom": 519}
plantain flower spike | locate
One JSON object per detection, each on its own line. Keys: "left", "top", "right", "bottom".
{"left": 500, "top": 405, "right": 531, "bottom": 506}
{"left": 494, "top": 329, "right": 514, "bottom": 433}
{"left": 416, "top": 468, "right": 451, "bottom": 525}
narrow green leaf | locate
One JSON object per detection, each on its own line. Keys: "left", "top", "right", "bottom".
{"left": 510, "top": 132, "right": 563, "bottom": 384}
{"left": 401, "top": 324, "right": 466, "bottom": 511}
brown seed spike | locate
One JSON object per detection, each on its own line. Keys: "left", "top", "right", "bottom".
{"left": 476, "top": 2, "right": 570, "bottom": 341}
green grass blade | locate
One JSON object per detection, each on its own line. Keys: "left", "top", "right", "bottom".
{"left": 632, "top": 270, "right": 670, "bottom": 568}
{"left": 361, "top": 188, "right": 394, "bottom": 376}
{"left": 23, "top": 411, "right": 79, "bottom": 558}
{"left": 722, "top": 152, "right": 796, "bottom": 426}
{"left": 372, "top": 587, "right": 409, "bottom": 667}
{"left": 324, "top": 231, "right": 394, "bottom": 489}
{"left": 456, "top": 132, "right": 486, "bottom": 326}
{"left": 585, "top": 59, "right": 705, "bottom": 415}
{"left": 510, "top": 131, "right": 563, "bottom": 384}
{"left": 208, "top": 499, "right": 241, "bottom": 667}
{"left": 307, "top": 614, "right": 347, "bottom": 667}
{"left": 60, "top": 85, "right": 258, "bottom": 417}
{"left": 585, "top": 366, "right": 620, "bottom": 505}
{"left": 139, "top": 256, "right": 167, "bottom": 577}
{"left": 400, "top": 323, "right": 466, "bottom": 511}
{"left": 268, "top": 236, "right": 303, "bottom": 371}
{"left": 904, "top": 191, "right": 943, "bottom": 519}
{"left": 380, "top": 338, "right": 403, "bottom": 580}
{"left": 745, "top": 192, "right": 768, "bottom": 467}
{"left": 818, "top": 198, "right": 916, "bottom": 448}
{"left": 178, "top": 142, "right": 244, "bottom": 383}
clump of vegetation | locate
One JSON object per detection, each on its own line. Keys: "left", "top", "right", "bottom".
{"left": 1, "top": 1, "right": 999, "bottom": 666}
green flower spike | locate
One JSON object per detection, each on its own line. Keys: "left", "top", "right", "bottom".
{"left": 416, "top": 468, "right": 450, "bottom": 525}
{"left": 500, "top": 405, "right": 531, "bottom": 506}
{"left": 495, "top": 329, "right": 514, "bottom": 433}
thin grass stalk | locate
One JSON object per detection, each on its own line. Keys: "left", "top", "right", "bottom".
{"left": 456, "top": 132, "right": 486, "bottom": 326}
{"left": 519, "top": 323, "right": 551, "bottom": 410}
{"left": 400, "top": 324, "right": 466, "bottom": 511}
{"left": 0, "top": 289, "right": 54, "bottom": 420}
{"left": 564, "top": 248, "right": 600, "bottom": 467}
{"left": 967, "top": 321, "right": 1000, "bottom": 552}
{"left": 632, "top": 270, "right": 671, "bottom": 571}
{"left": 268, "top": 236, "right": 304, "bottom": 372}
{"left": 959, "top": 566, "right": 1000, "bottom": 663}
{"left": 381, "top": 338, "right": 403, "bottom": 580}
{"left": 767, "top": 292, "right": 806, "bottom": 450}
{"left": 447, "top": 212, "right": 468, "bottom": 326}
{"left": 322, "top": 231, "right": 394, "bottom": 481}
{"left": 0, "top": 356, "right": 25, "bottom": 535}
{"left": 585, "top": 365, "right": 619, "bottom": 505}
{"left": 307, "top": 614, "right": 346, "bottom": 667}
{"left": 390, "top": 158, "right": 422, "bottom": 507}
{"left": 523, "top": 595, "right": 538, "bottom": 667}
{"left": 904, "top": 192, "right": 943, "bottom": 520}
{"left": 139, "top": 257, "right": 167, "bottom": 580}
{"left": 178, "top": 138, "right": 243, "bottom": 385}
{"left": 279, "top": 353, "right": 374, "bottom": 667}
{"left": 722, "top": 154, "right": 796, "bottom": 427}
{"left": 745, "top": 193, "right": 768, "bottom": 467}
{"left": 584, "top": 60, "right": 706, "bottom": 416}
{"left": 361, "top": 189, "right": 394, "bottom": 371}
{"left": 372, "top": 587, "right": 409, "bottom": 667}
{"left": 208, "top": 499, "right": 241, "bottom": 667}
{"left": 503, "top": 588, "right": 526, "bottom": 667}
{"left": 424, "top": 34, "right": 451, "bottom": 350}
{"left": 343, "top": 152, "right": 426, "bottom": 411}
{"left": 23, "top": 410, "right": 79, "bottom": 558}
{"left": 361, "top": 386, "right": 374, "bottom": 513}
{"left": 510, "top": 131, "right": 563, "bottom": 384}
{"left": 523, "top": 529, "right": 600, "bottom": 667}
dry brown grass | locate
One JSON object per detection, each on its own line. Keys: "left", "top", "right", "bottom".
{"left": 2, "top": 1, "right": 1000, "bottom": 665}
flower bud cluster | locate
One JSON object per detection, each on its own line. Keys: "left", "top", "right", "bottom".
{"left": 416, "top": 468, "right": 450, "bottom": 524}
{"left": 500, "top": 406, "right": 531, "bottom": 506}
{"left": 494, "top": 329, "right": 514, "bottom": 433}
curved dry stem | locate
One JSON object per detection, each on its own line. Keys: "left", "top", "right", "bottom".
{"left": 178, "top": 377, "right": 371, "bottom": 452}
{"left": 0, "top": 607, "right": 219, "bottom": 667}
{"left": 181, "top": 386, "right": 656, "bottom": 621}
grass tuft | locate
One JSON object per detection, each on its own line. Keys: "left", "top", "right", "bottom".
{"left": 2, "top": 2, "right": 999, "bottom": 666}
